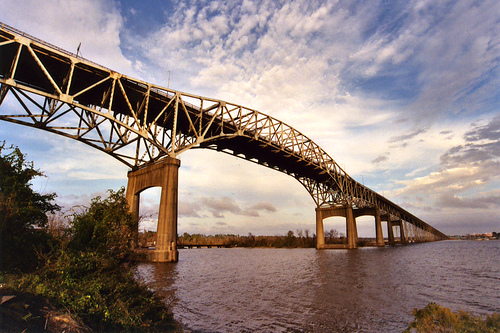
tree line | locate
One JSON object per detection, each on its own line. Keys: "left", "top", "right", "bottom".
{"left": 177, "top": 231, "right": 319, "bottom": 248}
{"left": 139, "top": 228, "right": 347, "bottom": 248}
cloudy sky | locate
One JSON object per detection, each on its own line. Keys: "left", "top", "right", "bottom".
{"left": 0, "top": 0, "right": 498, "bottom": 237}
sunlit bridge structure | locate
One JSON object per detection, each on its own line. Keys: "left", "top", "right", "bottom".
{"left": 0, "top": 23, "right": 448, "bottom": 262}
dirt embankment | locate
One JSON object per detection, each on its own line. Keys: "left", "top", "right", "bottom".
{"left": 1, "top": 288, "right": 89, "bottom": 333}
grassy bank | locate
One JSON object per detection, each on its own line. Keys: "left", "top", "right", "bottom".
{"left": 405, "top": 303, "right": 500, "bottom": 333}
{"left": 1, "top": 252, "right": 179, "bottom": 332}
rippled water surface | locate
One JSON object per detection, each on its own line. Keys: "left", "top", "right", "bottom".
{"left": 134, "top": 241, "right": 500, "bottom": 332}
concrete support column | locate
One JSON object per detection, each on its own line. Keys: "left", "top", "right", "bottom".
{"left": 399, "top": 221, "right": 408, "bottom": 244}
{"left": 126, "top": 157, "right": 181, "bottom": 262}
{"left": 388, "top": 220, "right": 395, "bottom": 245}
{"left": 374, "top": 208, "right": 385, "bottom": 247}
{"left": 346, "top": 206, "right": 357, "bottom": 249}
{"left": 382, "top": 214, "right": 395, "bottom": 245}
{"left": 315, "top": 208, "right": 325, "bottom": 249}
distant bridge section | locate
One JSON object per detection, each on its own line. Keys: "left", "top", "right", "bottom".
{"left": 0, "top": 22, "right": 447, "bottom": 261}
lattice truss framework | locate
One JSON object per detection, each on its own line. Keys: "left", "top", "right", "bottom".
{"left": 0, "top": 23, "right": 447, "bottom": 240}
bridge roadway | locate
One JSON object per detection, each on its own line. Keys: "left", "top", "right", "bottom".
{"left": 0, "top": 22, "right": 448, "bottom": 262}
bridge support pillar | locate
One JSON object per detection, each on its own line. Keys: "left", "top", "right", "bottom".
{"left": 316, "top": 205, "right": 357, "bottom": 249}
{"left": 374, "top": 209, "right": 384, "bottom": 247}
{"left": 352, "top": 207, "right": 385, "bottom": 247}
{"left": 400, "top": 221, "right": 407, "bottom": 244}
{"left": 126, "top": 157, "right": 181, "bottom": 262}
{"left": 392, "top": 220, "right": 408, "bottom": 244}
{"left": 381, "top": 214, "right": 395, "bottom": 245}
{"left": 346, "top": 207, "right": 357, "bottom": 249}
{"left": 316, "top": 208, "right": 326, "bottom": 249}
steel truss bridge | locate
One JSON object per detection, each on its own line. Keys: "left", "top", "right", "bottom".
{"left": 0, "top": 22, "right": 447, "bottom": 245}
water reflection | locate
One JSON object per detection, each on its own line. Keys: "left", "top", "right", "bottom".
{"left": 135, "top": 262, "right": 178, "bottom": 308}
{"left": 309, "top": 248, "right": 413, "bottom": 332}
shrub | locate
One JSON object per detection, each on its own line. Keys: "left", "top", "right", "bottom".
{"left": 405, "top": 303, "right": 500, "bottom": 333}
{"left": 67, "top": 188, "right": 137, "bottom": 261}
{"left": 15, "top": 249, "right": 177, "bottom": 332}
{"left": 1, "top": 145, "right": 177, "bottom": 331}
{"left": 0, "top": 143, "right": 60, "bottom": 272}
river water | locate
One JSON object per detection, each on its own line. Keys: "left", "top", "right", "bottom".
{"left": 134, "top": 240, "right": 500, "bottom": 332}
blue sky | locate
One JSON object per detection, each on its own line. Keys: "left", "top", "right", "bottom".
{"left": 0, "top": 0, "right": 498, "bottom": 236}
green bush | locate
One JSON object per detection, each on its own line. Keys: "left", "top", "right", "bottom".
{"left": 67, "top": 188, "right": 137, "bottom": 261}
{"left": 405, "top": 303, "right": 500, "bottom": 333}
{"left": 15, "top": 250, "right": 176, "bottom": 332}
{"left": 0, "top": 143, "right": 60, "bottom": 272}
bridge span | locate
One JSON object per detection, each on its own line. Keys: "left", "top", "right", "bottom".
{"left": 0, "top": 22, "right": 448, "bottom": 262}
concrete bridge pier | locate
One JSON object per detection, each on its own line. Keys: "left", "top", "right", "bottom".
{"left": 400, "top": 221, "right": 408, "bottom": 244}
{"left": 353, "top": 207, "right": 385, "bottom": 247}
{"left": 374, "top": 209, "right": 384, "bottom": 246}
{"left": 126, "top": 157, "right": 181, "bottom": 262}
{"left": 392, "top": 220, "right": 408, "bottom": 244}
{"left": 381, "top": 214, "right": 395, "bottom": 245}
{"left": 316, "top": 205, "right": 358, "bottom": 249}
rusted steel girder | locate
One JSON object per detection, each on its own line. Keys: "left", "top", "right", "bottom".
{"left": 0, "top": 22, "right": 447, "bottom": 241}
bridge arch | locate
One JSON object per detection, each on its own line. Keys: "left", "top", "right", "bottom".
{"left": 0, "top": 22, "right": 447, "bottom": 261}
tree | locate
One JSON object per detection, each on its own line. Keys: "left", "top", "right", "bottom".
{"left": 67, "top": 187, "right": 137, "bottom": 261}
{"left": 284, "top": 230, "right": 297, "bottom": 247}
{"left": 296, "top": 229, "right": 305, "bottom": 247}
{"left": 325, "top": 229, "right": 339, "bottom": 243}
{"left": 0, "top": 143, "right": 60, "bottom": 271}
{"left": 12, "top": 188, "right": 177, "bottom": 331}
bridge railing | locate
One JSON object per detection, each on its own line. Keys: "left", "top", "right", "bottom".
{"left": 0, "top": 22, "right": 111, "bottom": 72}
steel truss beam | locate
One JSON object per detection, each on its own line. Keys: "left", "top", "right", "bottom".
{"left": 0, "top": 22, "right": 447, "bottom": 240}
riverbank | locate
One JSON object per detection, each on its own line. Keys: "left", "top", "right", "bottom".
{"left": 4, "top": 286, "right": 499, "bottom": 333}
{"left": 0, "top": 288, "right": 89, "bottom": 332}
{"left": 1, "top": 255, "right": 181, "bottom": 332}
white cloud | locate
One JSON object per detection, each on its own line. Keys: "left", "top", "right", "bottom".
{"left": 0, "top": 0, "right": 136, "bottom": 76}
{"left": 389, "top": 116, "right": 500, "bottom": 225}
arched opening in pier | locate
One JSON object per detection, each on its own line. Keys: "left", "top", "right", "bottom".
{"left": 355, "top": 215, "right": 378, "bottom": 245}
{"left": 323, "top": 216, "right": 347, "bottom": 245}
{"left": 136, "top": 187, "right": 161, "bottom": 248}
